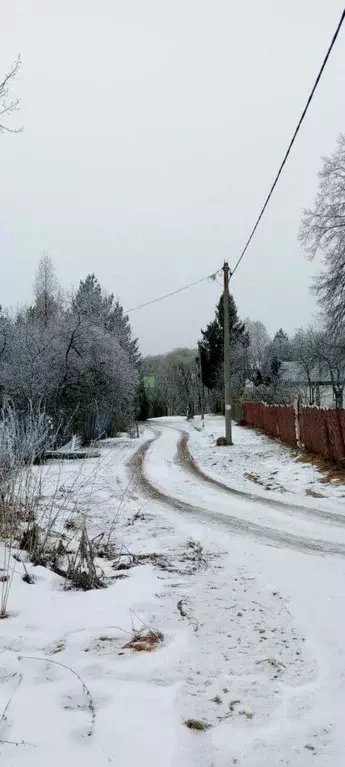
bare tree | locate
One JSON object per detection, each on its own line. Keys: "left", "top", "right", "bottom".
{"left": 245, "top": 319, "right": 270, "bottom": 373}
{"left": 176, "top": 361, "right": 198, "bottom": 419}
{"left": 291, "top": 329, "right": 317, "bottom": 405}
{"left": 309, "top": 329, "right": 345, "bottom": 410}
{"left": 0, "top": 308, "right": 10, "bottom": 362}
{"left": 300, "top": 134, "right": 345, "bottom": 332}
{"left": 143, "top": 348, "right": 199, "bottom": 416}
{"left": 33, "top": 252, "right": 59, "bottom": 326}
{"left": 292, "top": 327, "right": 345, "bottom": 409}
{"left": 0, "top": 55, "right": 22, "bottom": 134}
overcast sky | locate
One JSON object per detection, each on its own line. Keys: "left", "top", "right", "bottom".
{"left": 1, "top": 1, "right": 344, "bottom": 354}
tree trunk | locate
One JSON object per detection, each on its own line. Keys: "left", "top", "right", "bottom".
{"left": 335, "top": 388, "right": 343, "bottom": 410}
{"left": 315, "top": 383, "right": 321, "bottom": 407}
{"left": 187, "top": 399, "right": 194, "bottom": 420}
{"left": 308, "top": 383, "right": 314, "bottom": 406}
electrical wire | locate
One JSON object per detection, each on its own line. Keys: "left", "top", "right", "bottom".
{"left": 125, "top": 10, "right": 344, "bottom": 313}
{"left": 231, "top": 8, "right": 345, "bottom": 278}
{"left": 125, "top": 269, "right": 221, "bottom": 314}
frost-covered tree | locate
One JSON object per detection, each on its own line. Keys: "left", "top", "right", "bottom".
{"left": 258, "top": 329, "right": 293, "bottom": 385}
{"left": 72, "top": 274, "right": 103, "bottom": 320}
{"left": 73, "top": 274, "right": 140, "bottom": 367}
{"left": 0, "top": 308, "right": 9, "bottom": 361}
{"left": 55, "top": 319, "right": 138, "bottom": 433}
{"left": 0, "top": 260, "right": 140, "bottom": 437}
{"left": 291, "top": 328, "right": 318, "bottom": 404}
{"left": 304, "top": 328, "right": 345, "bottom": 410}
{"left": 245, "top": 319, "right": 270, "bottom": 383}
{"left": 31, "top": 251, "right": 60, "bottom": 326}
{"left": 0, "top": 55, "right": 22, "bottom": 134}
{"left": 300, "top": 134, "right": 345, "bottom": 332}
{"left": 245, "top": 320, "right": 270, "bottom": 370}
{"left": 1, "top": 315, "right": 63, "bottom": 407}
{"left": 268, "top": 329, "right": 292, "bottom": 362}
{"left": 105, "top": 300, "right": 140, "bottom": 368}
{"left": 143, "top": 348, "right": 199, "bottom": 417}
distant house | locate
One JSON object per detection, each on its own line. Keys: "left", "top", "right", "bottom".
{"left": 280, "top": 361, "right": 335, "bottom": 407}
{"left": 244, "top": 361, "right": 339, "bottom": 407}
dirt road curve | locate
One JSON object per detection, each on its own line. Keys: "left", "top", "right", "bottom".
{"left": 177, "top": 431, "right": 345, "bottom": 527}
{"left": 129, "top": 425, "right": 345, "bottom": 557}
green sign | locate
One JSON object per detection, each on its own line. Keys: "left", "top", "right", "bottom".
{"left": 143, "top": 376, "right": 156, "bottom": 390}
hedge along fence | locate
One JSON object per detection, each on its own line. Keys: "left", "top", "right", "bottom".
{"left": 243, "top": 401, "right": 345, "bottom": 464}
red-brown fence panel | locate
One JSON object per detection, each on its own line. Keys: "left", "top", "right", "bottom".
{"left": 299, "top": 406, "right": 332, "bottom": 460}
{"left": 324, "top": 409, "right": 345, "bottom": 463}
{"left": 313, "top": 409, "right": 332, "bottom": 461}
{"left": 243, "top": 402, "right": 262, "bottom": 428}
{"left": 264, "top": 406, "right": 278, "bottom": 439}
{"left": 276, "top": 405, "right": 297, "bottom": 446}
{"left": 298, "top": 406, "right": 313, "bottom": 453}
{"left": 242, "top": 401, "right": 296, "bottom": 446}
{"left": 339, "top": 411, "right": 345, "bottom": 463}
{"left": 243, "top": 401, "right": 345, "bottom": 464}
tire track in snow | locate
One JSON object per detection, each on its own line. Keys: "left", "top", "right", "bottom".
{"left": 129, "top": 428, "right": 345, "bottom": 557}
{"left": 177, "top": 430, "right": 345, "bottom": 528}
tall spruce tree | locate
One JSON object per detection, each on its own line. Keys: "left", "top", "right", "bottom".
{"left": 73, "top": 274, "right": 140, "bottom": 367}
{"left": 199, "top": 294, "right": 248, "bottom": 390}
{"left": 72, "top": 274, "right": 104, "bottom": 319}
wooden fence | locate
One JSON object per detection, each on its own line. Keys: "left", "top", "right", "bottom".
{"left": 242, "top": 401, "right": 345, "bottom": 464}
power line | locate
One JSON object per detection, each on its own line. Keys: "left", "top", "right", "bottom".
{"left": 125, "top": 269, "right": 221, "bottom": 314}
{"left": 231, "top": 8, "right": 345, "bottom": 278}
{"left": 126, "top": 11, "right": 344, "bottom": 314}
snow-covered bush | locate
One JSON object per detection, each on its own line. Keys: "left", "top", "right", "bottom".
{"left": 0, "top": 404, "right": 54, "bottom": 476}
{"left": 245, "top": 382, "right": 295, "bottom": 406}
{"left": 0, "top": 404, "right": 55, "bottom": 615}
{"left": 0, "top": 260, "right": 140, "bottom": 439}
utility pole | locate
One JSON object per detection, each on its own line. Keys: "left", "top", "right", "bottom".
{"left": 197, "top": 342, "right": 205, "bottom": 423}
{"left": 223, "top": 260, "right": 233, "bottom": 445}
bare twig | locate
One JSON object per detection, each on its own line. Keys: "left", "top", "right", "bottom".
{"left": 105, "top": 470, "right": 136, "bottom": 548}
{"left": 0, "top": 673, "right": 23, "bottom": 732}
{"left": 256, "top": 657, "right": 286, "bottom": 671}
{"left": 0, "top": 55, "right": 23, "bottom": 134}
{"left": 18, "top": 655, "right": 95, "bottom": 736}
{"left": 62, "top": 623, "right": 132, "bottom": 641}
{"left": 0, "top": 738, "right": 35, "bottom": 747}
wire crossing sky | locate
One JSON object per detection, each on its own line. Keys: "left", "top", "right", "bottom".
{"left": 1, "top": 1, "right": 345, "bottom": 353}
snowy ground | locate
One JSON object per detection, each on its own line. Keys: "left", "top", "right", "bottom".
{"left": 1, "top": 420, "right": 345, "bottom": 766}
{"left": 186, "top": 415, "right": 345, "bottom": 507}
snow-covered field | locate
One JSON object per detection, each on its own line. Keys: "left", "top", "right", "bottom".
{"left": 1, "top": 419, "right": 345, "bottom": 766}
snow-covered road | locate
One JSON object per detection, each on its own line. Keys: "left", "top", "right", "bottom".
{"left": 2, "top": 418, "right": 345, "bottom": 766}
{"left": 134, "top": 418, "right": 345, "bottom": 764}
{"left": 139, "top": 419, "right": 345, "bottom": 555}
{"left": 131, "top": 419, "right": 345, "bottom": 767}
